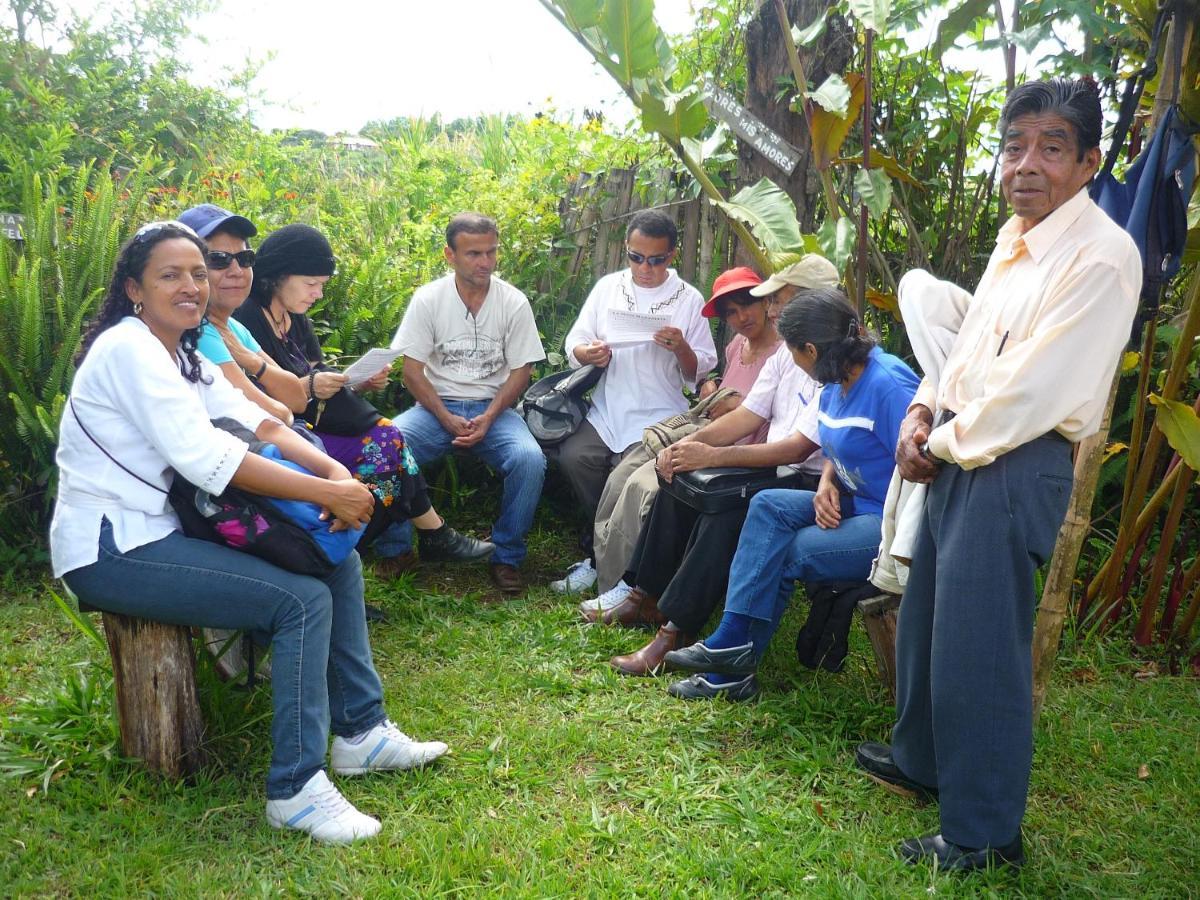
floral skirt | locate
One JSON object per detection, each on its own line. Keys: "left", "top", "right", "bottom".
{"left": 314, "top": 418, "right": 433, "bottom": 521}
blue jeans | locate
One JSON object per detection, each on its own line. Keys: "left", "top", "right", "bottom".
{"left": 65, "top": 521, "right": 386, "bottom": 800}
{"left": 373, "top": 401, "right": 546, "bottom": 567}
{"left": 723, "top": 489, "right": 883, "bottom": 651}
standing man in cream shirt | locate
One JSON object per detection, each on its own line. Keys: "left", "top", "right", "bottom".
{"left": 855, "top": 79, "right": 1142, "bottom": 871}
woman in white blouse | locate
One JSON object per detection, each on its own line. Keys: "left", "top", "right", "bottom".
{"left": 53, "top": 221, "right": 447, "bottom": 844}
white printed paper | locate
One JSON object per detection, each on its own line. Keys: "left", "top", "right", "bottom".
{"left": 605, "top": 309, "right": 671, "bottom": 347}
{"left": 342, "top": 347, "right": 403, "bottom": 386}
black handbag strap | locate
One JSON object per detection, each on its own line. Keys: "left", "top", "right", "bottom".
{"left": 68, "top": 396, "right": 167, "bottom": 495}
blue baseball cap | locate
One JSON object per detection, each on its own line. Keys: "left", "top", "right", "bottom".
{"left": 177, "top": 203, "right": 257, "bottom": 239}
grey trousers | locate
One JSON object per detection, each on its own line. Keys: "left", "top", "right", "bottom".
{"left": 893, "top": 433, "right": 1073, "bottom": 849}
{"left": 546, "top": 419, "right": 639, "bottom": 527}
{"left": 593, "top": 448, "right": 659, "bottom": 592}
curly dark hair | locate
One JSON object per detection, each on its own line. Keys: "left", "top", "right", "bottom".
{"left": 777, "top": 286, "right": 877, "bottom": 385}
{"left": 76, "top": 222, "right": 211, "bottom": 383}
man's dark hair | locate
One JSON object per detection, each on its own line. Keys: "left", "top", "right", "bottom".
{"left": 777, "top": 286, "right": 876, "bottom": 385}
{"left": 446, "top": 212, "right": 498, "bottom": 250}
{"left": 625, "top": 209, "right": 678, "bottom": 250}
{"left": 999, "top": 78, "right": 1102, "bottom": 160}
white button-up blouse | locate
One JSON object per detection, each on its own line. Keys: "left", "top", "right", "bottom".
{"left": 51, "top": 317, "right": 271, "bottom": 577}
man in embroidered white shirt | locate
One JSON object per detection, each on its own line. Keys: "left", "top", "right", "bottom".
{"left": 855, "top": 79, "right": 1142, "bottom": 871}
{"left": 548, "top": 210, "right": 717, "bottom": 591}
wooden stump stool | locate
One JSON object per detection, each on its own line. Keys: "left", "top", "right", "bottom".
{"left": 857, "top": 592, "right": 901, "bottom": 701}
{"left": 100, "top": 611, "right": 207, "bottom": 778}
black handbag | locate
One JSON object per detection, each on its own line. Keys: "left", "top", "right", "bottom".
{"left": 657, "top": 465, "right": 819, "bottom": 515}
{"left": 521, "top": 364, "right": 604, "bottom": 447}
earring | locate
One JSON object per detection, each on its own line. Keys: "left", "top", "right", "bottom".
{"left": 133, "top": 302, "right": 144, "bottom": 315}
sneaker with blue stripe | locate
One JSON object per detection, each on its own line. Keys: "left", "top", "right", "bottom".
{"left": 265, "top": 770, "right": 380, "bottom": 844}
{"left": 331, "top": 719, "right": 449, "bottom": 775}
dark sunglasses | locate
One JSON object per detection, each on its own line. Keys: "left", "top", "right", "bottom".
{"left": 626, "top": 249, "right": 671, "bottom": 267}
{"left": 207, "top": 249, "right": 256, "bottom": 270}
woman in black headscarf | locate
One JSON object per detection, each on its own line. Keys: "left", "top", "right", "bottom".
{"left": 235, "top": 223, "right": 490, "bottom": 567}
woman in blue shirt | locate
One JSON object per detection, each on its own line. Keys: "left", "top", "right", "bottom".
{"left": 663, "top": 286, "right": 920, "bottom": 700}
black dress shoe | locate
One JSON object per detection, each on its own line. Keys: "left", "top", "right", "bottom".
{"left": 667, "top": 673, "right": 760, "bottom": 701}
{"left": 662, "top": 641, "right": 757, "bottom": 676}
{"left": 900, "top": 832, "right": 1025, "bottom": 872}
{"left": 854, "top": 741, "right": 938, "bottom": 802}
{"left": 419, "top": 524, "right": 494, "bottom": 563}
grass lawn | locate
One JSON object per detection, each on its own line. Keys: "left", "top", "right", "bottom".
{"left": 0, "top": 513, "right": 1197, "bottom": 898}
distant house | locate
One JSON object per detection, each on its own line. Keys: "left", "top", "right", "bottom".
{"left": 329, "top": 134, "right": 381, "bottom": 153}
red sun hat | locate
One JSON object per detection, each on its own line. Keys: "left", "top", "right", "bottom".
{"left": 702, "top": 267, "right": 764, "bottom": 318}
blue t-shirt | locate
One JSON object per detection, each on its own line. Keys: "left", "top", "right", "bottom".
{"left": 817, "top": 347, "right": 920, "bottom": 517}
{"left": 197, "top": 318, "right": 263, "bottom": 366}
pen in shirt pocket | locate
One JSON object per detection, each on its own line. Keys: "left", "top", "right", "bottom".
{"left": 997, "top": 330, "right": 1010, "bottom": 356}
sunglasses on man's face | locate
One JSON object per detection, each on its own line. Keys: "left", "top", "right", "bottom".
{"left": 626, "top": 249, "right": 671, "bottom": 267}
{"left": 207, "top": 249, "right": 256, "bottom": 270}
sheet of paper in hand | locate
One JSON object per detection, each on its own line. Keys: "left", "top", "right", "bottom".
{"left": 605, "top": 309, "right": 672, "bottom": 348}
{"left": 342, "top": 348, "right": 404, "bottom": 387}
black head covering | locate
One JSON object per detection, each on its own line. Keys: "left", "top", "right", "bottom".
{"left": 248, "top": 223, "right": 337, "bottom": 307}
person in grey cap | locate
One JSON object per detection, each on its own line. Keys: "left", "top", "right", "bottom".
{"left": 233, "top": 223, "right": 496, "bottom": 571}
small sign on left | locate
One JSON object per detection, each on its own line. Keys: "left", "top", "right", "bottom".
{"left": 1, "top": 212, "right": 25, "bottom": 240}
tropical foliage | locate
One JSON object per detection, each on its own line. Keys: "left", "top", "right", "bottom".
{"left": 1, "top": 0, "right": 1199, "bottom": 665}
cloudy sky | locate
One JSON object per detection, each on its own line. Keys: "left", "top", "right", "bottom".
{"left": 181, "top": 0, "right": 698, "bottom": 132}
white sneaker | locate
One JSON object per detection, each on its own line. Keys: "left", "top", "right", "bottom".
{"left": 331, "top": 719, "right": 449, "bottom": 775}
{"left": 578, "top": 580, "right": 632, "bottom": 617}
{"left": 551, "top": 559, "right": 597, "bottom": 594}
{"left": 265, "top": 770, "right": 380, "bottom": 844}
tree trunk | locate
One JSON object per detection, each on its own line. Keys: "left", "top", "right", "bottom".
{"left": 102, "top": 611, "right": 207, "bottom": 779}
{"left": 742, "top": 0, "right": 852, "bottom": 246}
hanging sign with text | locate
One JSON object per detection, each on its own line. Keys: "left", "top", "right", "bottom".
{"left": 702, "top": 81, "right": 802, "bottom": 175}
{"left": 1, "top": 213, "right": 24, "bottom": 240}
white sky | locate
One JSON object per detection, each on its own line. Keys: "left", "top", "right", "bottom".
{"left": 53, "top": 0, "right": 1031, "bottom": 136}
{"left": 184, "top": 0, "right": 699, "bottom": 133}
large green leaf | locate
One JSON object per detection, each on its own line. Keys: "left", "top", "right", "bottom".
{"left": 817, "top": 217, "right": 856, "bottom": 271}
{"left": 848, "top": 0, "right": 891, "bottom": 33}
{"left": 791, "top": 11, "right": 828, "bottom": 47}
{"left": 1150, "top": 395, "right": 1200, "bottom": 471}
{"left": 935, "top": 0, "right": 992, "bottom": 53}
{"left": 833, "top": 151, "right": 923, "bottom": 188}
{"left": 713, "top": 177, "right": 804, "bottom": 256}
{"left": 808, "top": 74, "right": 851, "bottom": 118}
{"left": 809, "top": 73, "right": 865, "bottom": 169}
{"left": 556, "top": 0, "right": 605, "bottom": 28}
{"left": 854, "top": 168, "right": 893, "bottom": 218}
{"left": 640, "top": 83, "right": 709, "bottom": 140}
{"left": 600, "top": 0, "right": 663, "bottom": 83}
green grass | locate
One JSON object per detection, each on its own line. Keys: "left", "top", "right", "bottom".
{"left": 0, "top": 523, "right": 1197, "bottom": 898}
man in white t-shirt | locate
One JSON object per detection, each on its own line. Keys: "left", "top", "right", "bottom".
{"left": 547, "top": 210, "right": 718, "bottom": 591}
{"left": 388, "top": 213, "right": 547, "bottom": 594}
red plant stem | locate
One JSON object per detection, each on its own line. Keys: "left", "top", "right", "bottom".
{"left": 1159, "top": 561, "right": 1186, "bottom": 642}
{"left": 1133, "top": 465, "right": 1194, "bottom": 644}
